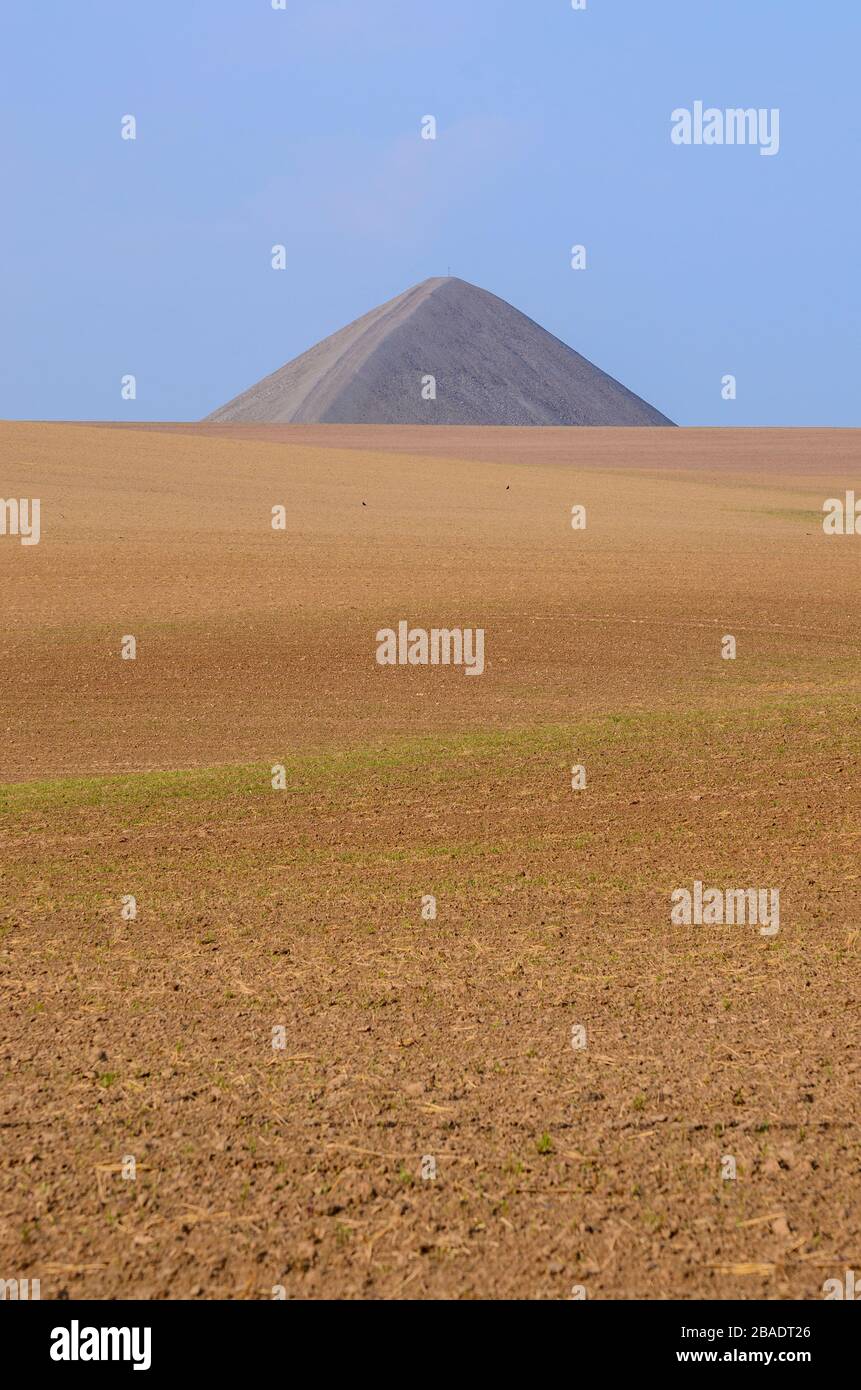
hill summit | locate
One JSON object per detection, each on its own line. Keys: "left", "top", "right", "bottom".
{"left": 204, "top": 276, "right": 673, "bottom": 426}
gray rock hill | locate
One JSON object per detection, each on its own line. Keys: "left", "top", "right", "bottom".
{"left": 205, "top": 276, "right": 673, "bottom": 426}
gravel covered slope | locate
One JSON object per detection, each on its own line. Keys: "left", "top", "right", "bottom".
{"left": 205, "top": 277, "right": 674, "bottom": 426}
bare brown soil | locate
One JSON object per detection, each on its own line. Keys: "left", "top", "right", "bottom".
{"left": 1, "top": 423, "right": 858, "bottom": 1299}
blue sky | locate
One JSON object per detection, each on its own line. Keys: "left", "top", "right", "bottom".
{"left": 1, "top": 0, "right": 858, "bottom": 424}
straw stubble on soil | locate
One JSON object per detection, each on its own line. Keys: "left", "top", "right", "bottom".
{"left": 0, "top": 422, "right": 858, "bottom": 1299}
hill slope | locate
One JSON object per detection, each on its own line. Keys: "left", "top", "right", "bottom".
{"left": 204, "top": 277, "right": 674, "bottom": 426}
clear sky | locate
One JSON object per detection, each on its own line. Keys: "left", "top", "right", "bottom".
{"left": 1, "top": 0, "right": 858, "bottom": 425}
